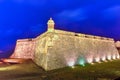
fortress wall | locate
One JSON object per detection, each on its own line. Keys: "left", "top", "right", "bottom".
{"left": 11, "top": 39, "right": 36, "bottom": 60}
{"left": 46, "top": 34, "right": 76, "bottom": 70}
{"left": 11, "top": 17, "right": 119, "bottom": 70}
{"left": 115, "top": 41, "right": 120, "bottom": 54}
{"left": 115, "top": 41, "right": 120, "bottom": 48}
{"left": 34, "top": 32, "right": 53, "bottom": 70}
{"left": 35, "top": 32, "right": 119, "bottom": 70}
{"left": 11, "top": 31, "right": 119, "bottom": 70}
{"left": 75, "top": 37, "right": 119, "bottom": 63}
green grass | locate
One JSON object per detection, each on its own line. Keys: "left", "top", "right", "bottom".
{"left": 0, "top": 59, "right": 120, "bottom": 80}
{"left": 48, "top": 60, "right": 120, "bottom": 80}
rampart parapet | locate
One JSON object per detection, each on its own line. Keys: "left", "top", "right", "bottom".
{"left": 11, "top": 38, "right": 36, "bottom": 59}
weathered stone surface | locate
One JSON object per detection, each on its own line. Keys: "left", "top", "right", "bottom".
{"left": 34, "top": 30, "right": 119, "bottom": 70}
{"left": 11, "top": 39, "right": 35, "bottom": 60}
{"left": 115, "top": 41, "right": 120, "bottom": 48}
{"left": 115, "top": 41, "right": 120, "bottom": 55}
{"left": 11, "top": 18, "right": 120, "bottom": 70}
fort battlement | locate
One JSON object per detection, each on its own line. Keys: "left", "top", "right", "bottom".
{"left": 35, "top": 29, "right": 113, "bottom": 42}
{"left": 17, "top": 38, "right": 35, "bottom": 42}
{"left": 75, "top": 33, "right": 113, "bottom": 41}
{"left": 11, "top": 38, "right": 36, "bottom": 59}
{"left": 48, "top": 30, "right": 114, "bottom": 41}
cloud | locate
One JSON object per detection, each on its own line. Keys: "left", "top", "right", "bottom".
{"left": 0, "top": 28, "right": 22, "bottom": 37}
{"left": 56, "top": 8, "right": 87, "bottom": 22}
{"left": 102, "top": 6, "right": 120, "bottom": 20}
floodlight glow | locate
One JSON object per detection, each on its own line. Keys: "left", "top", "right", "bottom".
{"left": 112, "top": 55, "right": 116, "bottom": 59}
{"left": 78, "top": 57, "right": 85, "bottom": 66}
{"left": 117, "top": 55, "right": 120, "bottom": 59}
{"left": 71, "top": 66, "right": 75, "bottom": 68}
{"left": 86, "top": 57, "right": 93, "bottom": 63}
{"left": 107, "top": 55, "right": 111, "bottom": 60}
{"left": 91, "top": 63, "right": 94, "bottom": 65}
{"left": 95, "top": 57, "right": 100, "bottom": 62}
{"left": 68, "top": 61, "right": 75, "bottom": 67}
{"left": 104, "top": 60, "right": 108, "bottom": 62}
{"left": 101, "top": 56, "right": 106, "bottom": 61}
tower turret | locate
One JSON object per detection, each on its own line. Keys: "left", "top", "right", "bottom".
{"left": 47, "top": 18, "right": 55, "bottom": 32}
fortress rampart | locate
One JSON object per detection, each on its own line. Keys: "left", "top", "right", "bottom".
{"left": 11, "top": 18, "right": 120, "bottom": 70}
{"left": 11, "top": 38, "right": 36, "bottom": 60}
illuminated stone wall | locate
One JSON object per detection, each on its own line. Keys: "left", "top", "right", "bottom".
{"left": 115, "top": 41, "right": 120, "bottom": 54}
{"left": 11, "top": 18, "right": 119, "bottom": 70}
{"left": 11, "top": 39, "right": 36, "bottom": 60}
{"left": 34, "top": 30, "right": 119, "bottom": 70}
{"left": 115, "top": 41, "right": 120, "bottom": 48}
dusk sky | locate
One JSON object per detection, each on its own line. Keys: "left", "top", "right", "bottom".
{"left": 0, "top": 0, "right": 120, "bottom": 57}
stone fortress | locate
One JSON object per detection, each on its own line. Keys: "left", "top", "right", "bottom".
{"left": 11, "top": 18, "right": 120, "bottom": 70}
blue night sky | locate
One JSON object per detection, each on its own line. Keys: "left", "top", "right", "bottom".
{"left": 0, "top": 0, "right": 120, "bottom": 58}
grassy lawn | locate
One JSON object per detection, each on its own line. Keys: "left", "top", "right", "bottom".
{"left": 0, "top": 59, "right": 120, "bottom": 80}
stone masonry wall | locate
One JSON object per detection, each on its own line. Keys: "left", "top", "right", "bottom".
{"left": 11, "top": 39, "right": 36, "bottom": 60}
{"left": 34, "top": 30, "right": 119, "bottom": 70}
{"left": 11, "top": 30, "right": 119, "bottom": 70}
{"left": 115, "top": 41, "right": 120, "bottom": 54}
